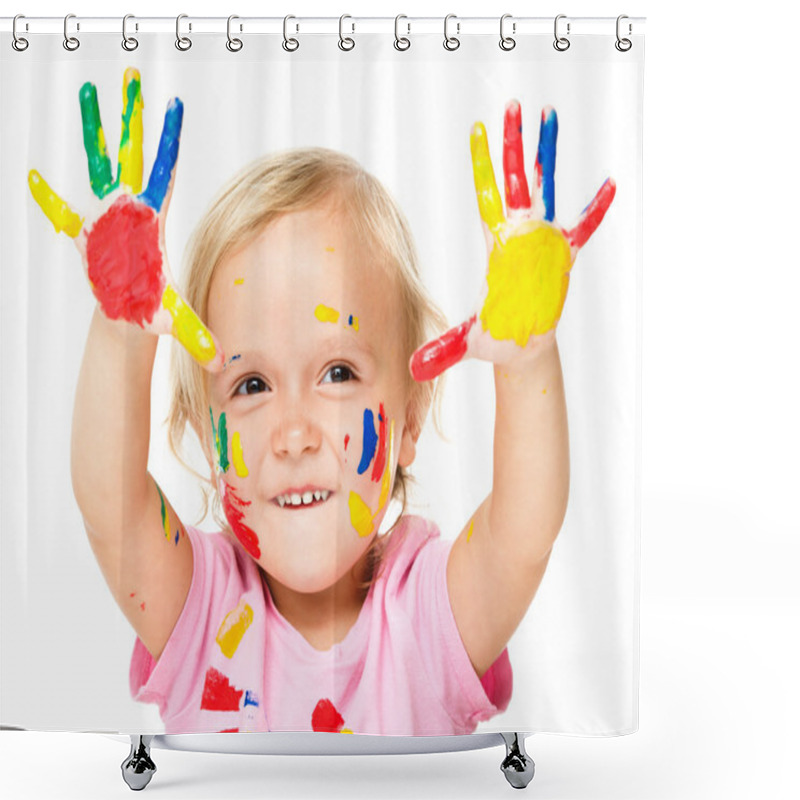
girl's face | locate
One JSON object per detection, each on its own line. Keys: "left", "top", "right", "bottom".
{"left": 207, "top": 200, "right": 417, "bottom": 594}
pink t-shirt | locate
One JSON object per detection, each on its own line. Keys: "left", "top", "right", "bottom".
{"left": 129, "top": 514, "right": 512, "bottom": 735}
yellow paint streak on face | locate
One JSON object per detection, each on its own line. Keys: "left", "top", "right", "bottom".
{"left": 315, "top": 304, "right": 340, "bottom": 324}
{"left": 28, "top": 170, "right": 83, "bottom": 237}
{"left": 480, "top": 222, "right": 572, "bottom": 345}
{"left": 466, "top": 519, "right": 475, "bottom": 542}
{"left": 377, "top": 420, "right": 395, "bottom": 513}
{"left": 162, "top": 284, "right": 217, "bottom": 365}
{"left": 350, "top": 316, "right": 359, "bottom": 331}
{"left": 349, "top": 491, "right": 374, "bottom": 538}
{"left": 231, "top": 431, "right": 249, "bottom": 478}
{"left": 215, "top": 599, "right": 254, "bottom": 658}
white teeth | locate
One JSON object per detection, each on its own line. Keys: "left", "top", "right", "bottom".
{"left": 313, "top": 491, "right": 322, "bottom": 501}
{"left": 320, "top": 490, "right": 329, "bottom": 501}
{"left": 278, "top": 496, "right": 286, "bottom": 508}
{"left": 302, "top": 491, "right": 314, "bottom": 505}
{"left": 290, "top": 493, "right": 301, "bottom": 505}
{"left": 275, "top": 490, "right": 331, "bottom": 507}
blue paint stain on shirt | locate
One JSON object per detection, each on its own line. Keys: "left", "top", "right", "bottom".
{"left": 357, "top": 409, "right": 378, "bottom": 474}
{"left": 244, "top": 690, "right": 259, "bottom": 708}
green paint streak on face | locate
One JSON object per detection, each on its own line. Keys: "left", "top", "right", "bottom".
{"left": 209, "top": 407, "right": 230, "bottom": 473}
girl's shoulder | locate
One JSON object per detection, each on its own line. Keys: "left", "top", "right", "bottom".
{"left": 378, "top": 514, "right": 447, "bottom": 590}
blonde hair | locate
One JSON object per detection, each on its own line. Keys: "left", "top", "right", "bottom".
{"left": 167, "top": 148, "right": 448, "bottom": 580}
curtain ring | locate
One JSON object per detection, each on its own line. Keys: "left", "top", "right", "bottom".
{"left": 63, "top": 14, "right": 80, "bottom": 51}
{"left": 615, "top": 15, "right": 632, "bottom": 52}
{"left": 443, "top": 14, "right": 460, "bottom": 51}
{"left": 394, "top": 15, "right": 410, "bottom": 51}
{"left": 122, "top": 15, "right": 139, "bottom": 51}
{"left": 12, "top": 15, "right": 29, "bottom": 52}
{"left": 283, "top": 15, "right": 299, "bottom": 51}
{"left": 499, "top": 14, "right": 516, "bottom": 51}
{"left": 176, "top": 14, "right": 192, "bottom": 51}
{"left": 338, "top": 14, "right": 355, "bottom": 51}
{"left": 553, "top": 14, "right": 570, "bottom": 51}
{"left": 227, "top": 15, "right": 243, "bottom": 52}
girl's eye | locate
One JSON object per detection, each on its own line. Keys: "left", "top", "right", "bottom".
{"left": 235, "top": 377, "right": 268, "bottom": 396}
{"left": 322, "top": 364, "right": 355, "bottom": 384}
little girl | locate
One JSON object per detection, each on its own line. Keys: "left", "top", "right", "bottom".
{"left": 29, "top": 69, "right": 614, "bottom": 735}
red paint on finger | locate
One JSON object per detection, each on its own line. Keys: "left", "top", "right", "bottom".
{"left": 566, "top": 178, "right": 617, "bottom": 251}
{"left": 410, "top": 315, "right": 476, "bottom": 382}
{"left": 201, "top": 667, "right": 243, "bottom": 711}
{"left": 221, "top": 482, "right": 261, "bottom": 560}
{"left": 503, "top": 101, "right": 531, "bottom": 210}
{"left": 85, "top": 194, "right": 165, "bottom": 326}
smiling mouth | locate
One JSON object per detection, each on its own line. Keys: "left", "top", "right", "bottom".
{"left": 274, "top": 490, "right": 333, "bottom": 509}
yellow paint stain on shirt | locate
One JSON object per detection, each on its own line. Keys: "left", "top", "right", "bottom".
{"left": 341, "top": 728, "right": 354, "bottom": 734}
{"left": 215, "top": 599, "right": 254, "bottom": 658}
{"left": 162, "top": 284, "right": 218, "bottom": 365}
{"left": 231, "top": 431, "right": 249, "bottom": 478}
{"left": 480, "top": 222, "right": 572, "bottom": 345}
{"left": 466, "top": 519, "right": 475, "bottom": 542}
{"left": 349, "top": 491, "right": 374, "bottom": 538}
{"left": 315, "top": 304, "right": 340, "bottom": 324}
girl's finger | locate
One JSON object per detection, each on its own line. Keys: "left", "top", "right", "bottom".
{"left": 161, "top": 284, "right": 225, "bottom": 371}
{"left": 502, "top": 100, "right": 531, "bottom": 211}
{"left": 140, "top": 98, "right": 183, "bottom": 214}
{"left": 118, "top": 67, "right": 144, "bottom": 194}
{"left": 28, "top": 170, "right": 84, "bottom": 237}
{"left": 565, "top": 178, "right": 616, "bottom": 252}
{"left": 79, "top": 82, "right": 115, "bottom": 199}
{"left": 409, "top": 316, "right": 477, "bottom": 382}
{"left": 533, "top": 106, "right": 558, "bottom": 222}
{"left": 470, "top": 123, "right": 505, "bottom": 235}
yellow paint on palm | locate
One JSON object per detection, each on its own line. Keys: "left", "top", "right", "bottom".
{"left": 118, "top": 67, "right": 144, "bottom": 193}
{"left": 215, "top": 599, "right": 254, "bottom": 658}
{"left": 231, "top": 431, "right": 249, "bottom": 478}
{"left": 349, "top": 491, "right": 373, "bottom": 538}
{"left": 27, "top": 170, "right": 83, "bottom": 237}
{"left": 480, "top": 222, "right": 572, "bottom": 345}
{"left": 470, "top": 122, "right": 505, "bottom": 234}
{"left": 315, "top": 304, "right": 340, "bottom": 324}
{"left": 162, "top": 284, "right": 218, "bottom": 365}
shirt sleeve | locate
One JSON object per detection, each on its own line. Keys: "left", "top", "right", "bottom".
{"left": 390, "top": 517, "right": 513, "bottom": 731}
{"left": 128, "top": 526, "right": 243, "bottom": 724}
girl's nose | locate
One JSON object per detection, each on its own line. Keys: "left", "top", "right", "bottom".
{"left": 271, "top": 410, "right": 322, "bottom": 459}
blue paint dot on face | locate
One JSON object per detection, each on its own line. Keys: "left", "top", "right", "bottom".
{"left": 357, "top": 409, "right": 378, "bottom": 474}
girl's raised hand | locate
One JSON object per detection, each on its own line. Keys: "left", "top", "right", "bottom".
{"left": 28, "top": 68, "right": 224, "bottom": 371}
{"left": 410, "top": 101, "right": 616, "bottom": 381}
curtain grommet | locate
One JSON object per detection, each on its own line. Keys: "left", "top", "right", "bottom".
{"left": 226, "top": 15, "right": 243, "bottom": 52}
{"left": 553, "top": 14, "right": 570, "bottom": 51}
{"left": 282, "top": 15, "right": 299, "bottom": 52}
{"left": 443, "top": 14, "right": 460, "bottom": 51}
{"left": 63, "top": 13, "right": 80, "bottom": 51}
{"left": 122, "top": 14, "right": 139, "bottom": 51}
{"left": 175, "top": 14, "right": 192, "bottom": 51}
{"left": 394, "top": 15, "right": 410, "bottom": 51}
{"left": 12, "top": 14, "right": 29, "bottom": 51}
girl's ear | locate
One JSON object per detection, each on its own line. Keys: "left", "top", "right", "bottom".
{"left": 397, "top": 387, "right": 431, "bottom": 468}
{"left": 397, "top": 424, "right": 417, "bottom": 469}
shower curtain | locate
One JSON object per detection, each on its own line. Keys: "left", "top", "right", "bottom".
{"left": 0, "top": 17, "right": 644, "bottom": 738}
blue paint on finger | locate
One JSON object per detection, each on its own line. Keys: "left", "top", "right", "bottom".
{"left": 537, "top": 107, "right": 558, "bottom": 222}
{"left": 140, "top": 98, "right": 184, "bottom": 212}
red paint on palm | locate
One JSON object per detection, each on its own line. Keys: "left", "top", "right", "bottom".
{"left": 200, "top": 666, "right": 243, "bottom": 711}
{"left": 311, "top": 698, "right": 345, "bottom": 732}
{"left": 85, "top": 194, "right": 165, "bottom": 326}
{"left": 221, "top": 482, "right": 261, "bottom": 560}
{"left": 410, "top": 315, "right": 476, "bottom": 382}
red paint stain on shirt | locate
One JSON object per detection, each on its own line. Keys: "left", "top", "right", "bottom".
{"left": 201, "top": 666, "right": 243, "bottom": 712}
{"left": 85, "top": 194, "right": 165, "bottom": 326}
{"left": 311, "top": 698, "right": 345, "bottom": 732}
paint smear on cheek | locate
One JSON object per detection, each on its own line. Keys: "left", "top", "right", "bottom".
{"left": 216, "top": 599, "right": 254, "bottom": 658}
{"left": 348, "top": 492, "right": 374, "bottom": 538}
{"left": 344, "top": 434, "right": 350, "bottom": 451}
{"left": 221, "top": 481, "right": 261, "bottom": 559}
{"left": 357, "top": 409, "right": 378, "bottom": 474}
{"left": 201, "top": 667, "right": 243, "bottom": 711}
{"left": 210, "top": 408, "right": 231, "bottom": 473}
{"left": 231, "top": 431, "right": 249, "bottom": 478}
{"left": 315, "top": 304, "right": 340, "bottom": 323}
{"left": 370, "top": 404, "right": 388, "bottom": 482}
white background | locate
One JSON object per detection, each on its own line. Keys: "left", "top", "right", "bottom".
{"left": 1, "top": 1, "right": 798, "bottom": 799}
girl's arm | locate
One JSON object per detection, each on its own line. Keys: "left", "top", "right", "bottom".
{"left": 411, "top": 101, "right": 614, "bottom": 677}
{"left": 30, "top": 69, "right": 222, "bottom": 660}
